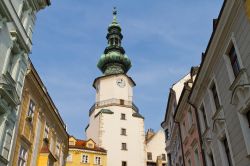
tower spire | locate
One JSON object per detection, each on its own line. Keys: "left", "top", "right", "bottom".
{"left": 97, "top": 8, "right": 131, "bottom": 75}
{"left": 112, "top": 7, "right": 117, "bottom": 23}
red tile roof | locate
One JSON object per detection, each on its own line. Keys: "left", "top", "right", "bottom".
{"left": 69, "top": 139, "right": 107, "bottom": 153}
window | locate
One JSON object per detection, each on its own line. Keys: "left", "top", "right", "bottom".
{"left": 194, "top": 149, "right": 200, "bottom": 166}
{"left": 210, "top": 83, "right": 220, "bottom": 110}
{"left": 122, "top": 161, "right": 127, "bottom": 166}
{"left": 2, "top": 130, "right": 13, "bottom": 159}
{"left": 208, "top": 153, "right": 215, "bottom": 166}
{"left": 147, "top": 152, "right": 152, "bottom": 160}
{"left": 16, "top": 69, "right": 25, "bottom": 95}
{"left": 95, "top": 156, "right": 101, "bottom": 165}
{"left": 200, "top": 105, "right": 208, "bottom": 132}
{"left": 82, "top": 155, "right": 88, "bottom": 163}
{"left": 121, "top": 113, "right": 126, "bottom": 120}
{"left": 67, "top": 154, "right": 72, "bottom": 162}
{"left": 121, "top": 128, "right": 126, "bottom": 135}
{"left": 223, "top": 137, "right": 233, "bottom": 166}
{"left": 44, "top": 123, "right": 49, "bottom": 139}
{"left": 121, "top": 143, "right": 127, "bottom": 150}
{"left": 162, "top": 154, "right": 166, "bottom": 161}
{"left": 165, "top": 129, "right": 169, "bottom": 140}
{"left": 18, "top": 146, "right": 28, "bottom": 166}
{"left": 188, "top": 110, "right": 193, "bottom": 129}
{"left": 228, "top": 44, "right": 240, "bottom": 77}
{"left": 56, "top": 141, "right": 60, "bottom": 157}
{"left": 188, "top": 160, "right": 192, "bottom": 166}
{"left": 27, "top": 99, "right": 35, "bottom": 119}
{"left": 247, "top": 111, "right": 250, "bottom": 128}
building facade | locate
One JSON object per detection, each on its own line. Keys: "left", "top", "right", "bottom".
{"left": 66, "top": 136, "right": 107, "bottom": 166}
{"left": 161, "top": 74, "right": 191, "bottom": 166}
{"left": 174, "top": 67, "right": 205, "bottom": 166}
{"left": 162, "top": 1, "right": 250, "bottom": 166}
{"left": 0, "top": 0, "right": 50, "bottom": 165}
{"left": 86, "top": 9, "right": 146, "bottom": 166}
{"left": 11, "top": 62, "right": 68, "bottom": 166}
{"left": 145, "top": 129, "right": 167, "bottom": 166}
{"left": 188, "top": 0, "right": 250, "bottom": 166}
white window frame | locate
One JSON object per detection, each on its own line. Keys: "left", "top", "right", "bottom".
{"left": 208, "top": 78, "right": 222, "bottom": 116}
{"left": 223, "top": 33, "right": 244, "bottom": 83}
{"left": 82, "top": 154, "right": 88, "bottom": 163}
{"left": 44, "top": 122, "right": 49, "bottom": 139}
{"left": 94, "top": 156, "right": 101, "bottom": 165}
{"left": 18, "top": 145, "right": 28, "bottom": 166}
{"left": 27, "top": 99, "right": 35, "bottom": 120}
{"left": 2, "top": 129, "right": 13, "bottom": 159}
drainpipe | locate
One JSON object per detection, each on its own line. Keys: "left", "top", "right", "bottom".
{"left": 188, "top": 102, "right": 207, "bottom": 166}
{"left": 176, "top": 121, "right": 186, "bottom": 166}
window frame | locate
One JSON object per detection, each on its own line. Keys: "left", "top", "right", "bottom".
{"left": 121, "top": 113, "right": 126, "bottom": 120}
{"left": 147, "top": 152, "right": 152, "bottom": 160}
{"left": 227, "top": 43, "right": 240, "bottom": 77}
{"left": 122, "top": 161, "right": 127, "bottom": 166}
{"left": 121, "top": 128, "right": 126, "bottom": 136}
{"left": 94, "top": 156, "right": 101, "bottom": 165}
{"left": 121, "top": 143, "right": 127, "bottom": 150}
{"left": 27, "top": 99, "right": 35, "bottom": 120}
{"left": 210, "top": 82, "right": 221, "bottom": 111}
{"left": 200, "top": 104, "right": 209, "bottom": 133}
{"left": 222, "top": 137, "right": 233, "bottom": 166}
{"left": 18, "top": 145, "right": 28, "bottom": 166}
{"left": 82, "top": 154, "right": 89, "bottom": 163}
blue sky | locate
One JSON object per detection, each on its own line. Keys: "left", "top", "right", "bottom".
{"left": 31, "top": 0, "right": 223, "bottom": 139}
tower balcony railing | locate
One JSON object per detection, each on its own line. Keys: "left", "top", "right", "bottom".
{"left": 89, "top": 98, "right": 139, "bottom": 116}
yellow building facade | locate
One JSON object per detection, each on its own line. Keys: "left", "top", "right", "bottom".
{"left": 12, "top": 62, "right": 68, "bottom": 166}
{"left": 66, "top": 136, "right": 107, "bottom": 166}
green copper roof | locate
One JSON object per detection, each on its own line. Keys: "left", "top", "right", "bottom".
{"left": 97, "top": 7, "right": 131, "bottom": 75}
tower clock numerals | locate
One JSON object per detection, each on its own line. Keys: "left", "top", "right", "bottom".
{"left": 116, "top": 78, "right": 126, "bottom": 88}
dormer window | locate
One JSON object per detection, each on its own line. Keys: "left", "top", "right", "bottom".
{"left": 69, "top": 141, "right": 75, "bottom": 146}
{"left": 87, "top": 143, "right": 94, "bottom": 148}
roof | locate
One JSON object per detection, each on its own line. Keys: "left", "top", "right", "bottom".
{"left": 69, "top": 137, "right": 107, "bottom": 153}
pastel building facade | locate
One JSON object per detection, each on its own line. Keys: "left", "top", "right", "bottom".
{"left": 161, "top": 74, "right": 191, "bottom": 166}
{"left": 0, "top": 0, "right": 50, "bottom": 165}
{"left": 12, "top": 62, "right": 68, "bottom": 166}
{"left": 145, "top": 129, "right": 167, "bottom": 166}
{"left": 66, "top": 136, "right": 107, "bottom": 166}
{"left": 86, "top": 9, "right": 146, "bottom": 166}
{"left": 174, "top": 67, "right": 205, "bottom": 166}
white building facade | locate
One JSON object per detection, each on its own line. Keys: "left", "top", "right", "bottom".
{"left": 145, "top": 129, "right": 167, "bottom": 166}
{"left": 0, "top": 0, "right": 50, "bottom": 165}
{"left": 86, "top": 9, "right": 146, "bottom": 166}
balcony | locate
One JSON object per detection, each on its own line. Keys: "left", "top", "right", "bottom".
{"left": 89, "top": 98, "right": 139, "bottom": 116}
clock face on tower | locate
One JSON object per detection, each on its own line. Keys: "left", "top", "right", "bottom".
{"left": 116, "top": 78, "right": 126, "bottom": 88}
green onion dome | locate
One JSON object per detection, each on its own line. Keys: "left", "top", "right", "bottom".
{"left": 97, "top": 7, "right": 132, "bottom": 75}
